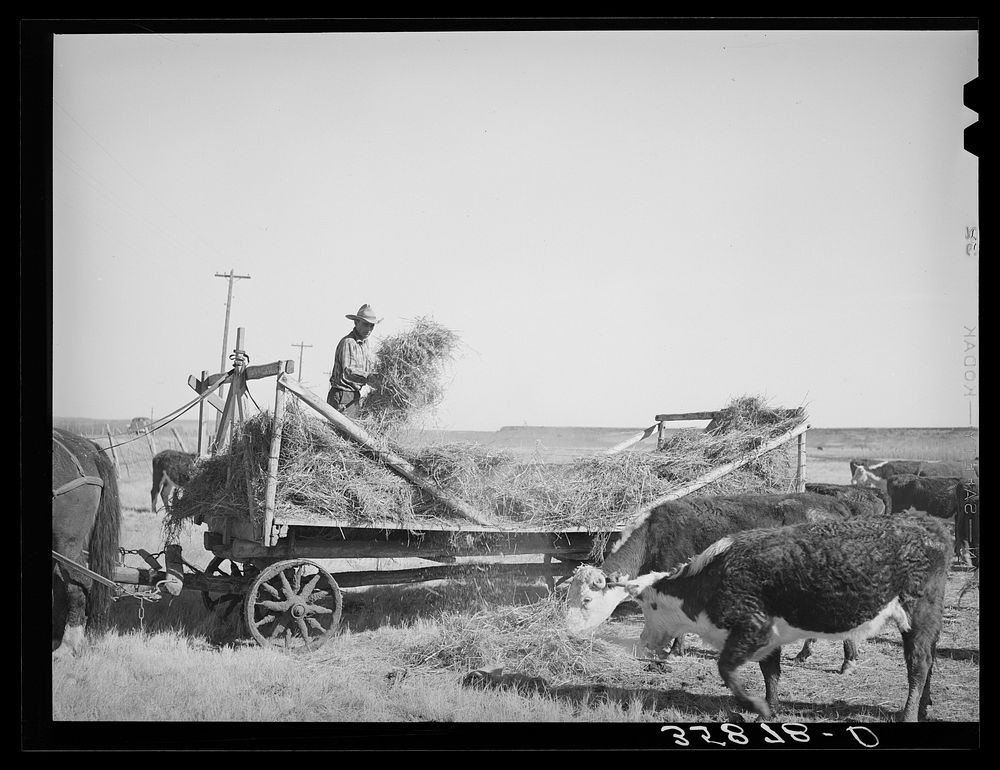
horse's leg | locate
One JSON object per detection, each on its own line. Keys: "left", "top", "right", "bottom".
{"left": 52, "top": 487, "right": 100, "bottom": 660}
{"left": 52, "top": 564, "right": 91, "bottom": 659}
{"left": 52, "top": 567, "right": 68, "bottom": 651}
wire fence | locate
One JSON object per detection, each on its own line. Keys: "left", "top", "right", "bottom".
{"left": 55, "top": 419, "right": 204, "bottom": 478}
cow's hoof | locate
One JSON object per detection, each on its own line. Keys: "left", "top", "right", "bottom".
{"left": 744, "top": 697, "right": 772, "bottom": 721}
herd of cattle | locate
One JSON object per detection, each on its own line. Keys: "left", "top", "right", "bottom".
{"left": 563, "top": 457, "right": 979, "bottom": 722}
{"left": 149, "top": 447, "right": 978, "bottom": 722}
{"left": 849, "top": 458, "right": 979, "bottom": 567}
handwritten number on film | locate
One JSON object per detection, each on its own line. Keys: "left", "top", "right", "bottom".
{"left": 661, "top": 723, "right": 879, "bottom": 748}
{"left": 966, "top": 225, "right": 979, "bottom": 257}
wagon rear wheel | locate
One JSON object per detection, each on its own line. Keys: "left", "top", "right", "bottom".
{"left": 244, "top": 559, "right": 343, "bottom": 653}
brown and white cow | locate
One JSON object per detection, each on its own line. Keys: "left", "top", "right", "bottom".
{"left": 625, "top": 514, "right": 951, "bottom": 721}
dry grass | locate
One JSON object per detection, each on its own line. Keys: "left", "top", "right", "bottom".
{"left": 53, "top": 565, "right": 978, "bottom": 725}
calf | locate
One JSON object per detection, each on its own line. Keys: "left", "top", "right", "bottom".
{"left": 564, "top": 492, "right": 860, "bottom": 671}
{"left": 625, "top": 514, "right": 951, "bottom": 722}
{"left": 150, "top": 449, "right": 196, "bottom": 513}
{"left": 805, "top": 482, "right": 890, "bottom": 517}
{"left": 954, "top": 480, "right": 979, "bottom": 568}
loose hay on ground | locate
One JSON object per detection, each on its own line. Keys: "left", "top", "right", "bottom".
{"left": 397, "top": 595, "right": 654, "bottom": 688}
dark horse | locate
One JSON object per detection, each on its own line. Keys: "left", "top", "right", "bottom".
{"left": 52, "top": 428, "right": 121, "bottom": 658}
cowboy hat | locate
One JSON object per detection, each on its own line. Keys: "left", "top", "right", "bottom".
{"left": 346, "top": 304, "right": 382, "bottom": 324}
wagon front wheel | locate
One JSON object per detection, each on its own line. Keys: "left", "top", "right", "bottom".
{"left": 244, "top": 559, "right": 343, "bottom": 653}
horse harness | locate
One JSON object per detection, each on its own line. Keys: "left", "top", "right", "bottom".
{"left": 52, "top": 432, "right": 105, "bottom": 498}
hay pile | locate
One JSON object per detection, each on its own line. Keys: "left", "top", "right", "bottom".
{"left": 167, "top": 392, "right": 804, "bottom": 538}
{"left": 168, "top": 402, "right": 417, "bottom": 537}
{"left": 399, "top": 595, "right": 653, "bottom": 686}
{"left": 652, "top": 395, "right": 803, "bottom": 498}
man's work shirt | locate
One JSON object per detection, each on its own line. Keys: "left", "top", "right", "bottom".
{"left": 330, "top": 330, "right": 374, "bottom": 392}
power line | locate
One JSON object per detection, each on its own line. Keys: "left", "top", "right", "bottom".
{"left": 291, "top": 341, "right": 313, "bottom": 382}
{"left": 215, "top": 269, "right": 251, "bottom": 402}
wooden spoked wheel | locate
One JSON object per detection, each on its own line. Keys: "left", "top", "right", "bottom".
{"left": 244, "top": 559, "right": 343, "bottom": 653}
{"left": 201, "top": 557, "right": 248, "bottom": 618}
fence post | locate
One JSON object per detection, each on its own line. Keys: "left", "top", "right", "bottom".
{"left": 796, "top": 429, "right": 807, "bottom": 492}
{"left": 105, "top": 424, "right": 120, "bottom": 476}
{"left": 171, "top": 427, "right": 188, "bottom": 454}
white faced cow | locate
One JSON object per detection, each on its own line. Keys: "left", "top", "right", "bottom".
{"left": 625, "top": 514, "right": 951, "bottom": 722}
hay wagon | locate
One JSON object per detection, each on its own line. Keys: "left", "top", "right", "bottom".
{"left": 114, "top": 330, "right": 614, "bottom": 653}
{"left": 114, "top": 328, "right": 810, "bottom": 654}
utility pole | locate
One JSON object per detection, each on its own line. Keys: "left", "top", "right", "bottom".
{"left": 291, "top": 341, "right": 313, "bottom": 382}
{"left": 215, "top": 269, "right": 251, "bottom": 403}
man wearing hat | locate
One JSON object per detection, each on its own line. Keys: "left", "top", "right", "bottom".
{"left": 327, "top": 303, "right": 383, "bottom": 418}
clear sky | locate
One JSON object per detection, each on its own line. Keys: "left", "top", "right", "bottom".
{"left": 49, "top": 26, "right": 979, "bottom": 430}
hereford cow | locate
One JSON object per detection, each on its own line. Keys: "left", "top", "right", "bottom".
{"left": 805, "top": 482, "right": 890, "bottom": 517}
{"left": 150, "top": 449, "right": 196, "bottom": 513}
{"left": 565, "top": 491, "right": 862, "bottom": 672}
{"left": 954, "top": 480, "right": 979, "bottom": 568}
{"left": 624, "top": 514, "right": 951, "bottom": 721}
